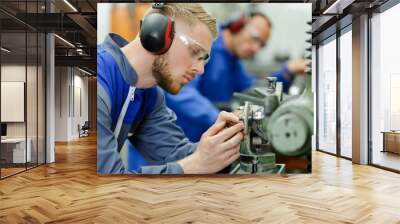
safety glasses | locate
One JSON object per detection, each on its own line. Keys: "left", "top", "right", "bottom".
{"left": 246, "top": 25, "right": 267, "bottom": 48}
{"left": 176, "top": 33, "right": 211, "bottom": 65}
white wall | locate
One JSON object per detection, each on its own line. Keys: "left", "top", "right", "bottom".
{"left": 72, "top": 73, "right": 89, "bottom": 138}
{"left": 1, "top": 66, "right": 26, "bottom": 128}
{"left": 55, "top": 67, "right": 68, "bottom": 141}
{"left": 1, "top": 65, "right": 26, "bottom": 82}
{"left": 1, "top": 82, "right": 25, "bottom": 122}
{"left": 54, "top": 67, "right": 89, "bottom": 141}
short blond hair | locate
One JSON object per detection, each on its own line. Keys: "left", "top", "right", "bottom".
{"left": 146, "top": 3, "right": 217, "bottom": 39}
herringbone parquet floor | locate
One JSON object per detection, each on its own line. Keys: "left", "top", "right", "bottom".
{"left": 1, "top": 134, "right": 400, "bottom": 223}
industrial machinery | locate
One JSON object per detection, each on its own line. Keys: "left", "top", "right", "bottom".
{"left": 230, "top": 21, "right": 313, "bottom": 174}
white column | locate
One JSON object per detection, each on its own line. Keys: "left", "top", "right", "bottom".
{"left": 45, "top": 0, "right": 55, "bottom": 163}
{"left": 46, "top": 32, "right": 55, "bottom": 163}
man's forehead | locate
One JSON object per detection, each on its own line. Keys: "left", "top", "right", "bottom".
{"left": 175, "top": 19, "right": 213, "bottom": 51}
{"left": 248, "top": 15, "right": 270, "bottom": 28}
{"left": 247, "top": 16, "right": 271, "bottom": 39}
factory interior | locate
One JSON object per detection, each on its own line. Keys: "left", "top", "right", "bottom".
{"left": 1, "top": 0, "right": 400, "bottom": 223}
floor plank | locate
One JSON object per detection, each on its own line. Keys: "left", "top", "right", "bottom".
{"left": 0, "top": 134, "right": 400, "bottom": 223}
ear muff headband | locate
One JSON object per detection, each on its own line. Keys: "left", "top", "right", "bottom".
{"left": 227, "top": 13, "right": 246, "bottom": 33}
{"left": 221, "top": 12, "right": 247, "bottom": 34}
{"left": 224, "top": 12, "right": 268, "bottom": 34}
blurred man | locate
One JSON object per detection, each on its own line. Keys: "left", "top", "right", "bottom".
{"left": 97, "top": 3, "right": 244, "bottom": 174}
{"left": 165, "top": 12, "right": 307, "bottom": 142}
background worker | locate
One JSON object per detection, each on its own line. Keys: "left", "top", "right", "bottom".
{"left": 165, "top": 12, "right": 308, "bottom": 142}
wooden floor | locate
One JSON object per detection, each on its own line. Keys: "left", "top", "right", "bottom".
{"left": 1, "top": 167, "right": 26, "bottom": 178}
{"left": 1, "top": 135, "right": 400, "bottom": 223}
{"left": 1, "top": 163, "right": 45, "bottom": 178}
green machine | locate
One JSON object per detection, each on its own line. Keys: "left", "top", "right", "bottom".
{"left": 230, "top": 22, "right": 313, "bottom": 174}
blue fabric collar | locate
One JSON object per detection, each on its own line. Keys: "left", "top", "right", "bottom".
{"left": 102, "top": 33, "right": 137, "bottom": 86}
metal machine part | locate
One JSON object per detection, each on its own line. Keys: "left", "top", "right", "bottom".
{"left": 231, "top": 77, "right": 285, "bottom": 174}
{"left": 231, "top": 76, "right": 313, "bottom": 174}
{"left": 230, "top": 20, "right": 313, "bottom": 174}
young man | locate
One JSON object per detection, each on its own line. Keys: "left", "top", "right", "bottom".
{"left": 165, "top": 12, "right": 307, "bottom": 142}
{"left": 97, "top": 3, "right": 244, "bottom": 174}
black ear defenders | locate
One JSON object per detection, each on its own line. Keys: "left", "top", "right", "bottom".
{"left": 139, "top": 3, "right": 175, "bottom": 55}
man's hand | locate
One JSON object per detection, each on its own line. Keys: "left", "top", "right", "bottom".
{"left": 287, "top": 59, "right": 310, "bottom": 75}
{"left": 178, "top": 111, "right": 244, "bottom": 174}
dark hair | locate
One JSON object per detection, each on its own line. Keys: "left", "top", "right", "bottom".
{"left": 249, "top": 11, "right": 272, "bottom": 29}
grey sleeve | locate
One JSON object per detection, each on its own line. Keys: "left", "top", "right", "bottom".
{"left": 133, "top": 87, "right": 197, "bottom": 174}
{"left": 97, "top": 84, "right": 131, "bottom": 174}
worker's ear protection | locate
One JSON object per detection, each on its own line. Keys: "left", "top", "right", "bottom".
{"left": 222, "top": 12, "right": 266, "bottom": 34}
{"left": 222, "top": 12, "right": 247, "bottom": 34}
{"left": 139, "top": 3, "right": 175, "bottom": 55}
